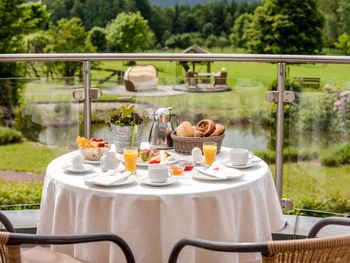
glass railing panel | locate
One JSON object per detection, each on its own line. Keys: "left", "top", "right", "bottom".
{"left": 0, "top": 61, "right": 81, "bottom": 210}
{"left": 284, "top": 63, "right": 350, "bottom": 216}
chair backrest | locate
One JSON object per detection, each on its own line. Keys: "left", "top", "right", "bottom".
{"left": 168, "top": 217, "right": 350, "bottom": 263}
{"left": 0, "top": 232, "right": 21, "bottom": 263}
{"left": 263, "top": 234, "right": 350, "bottom": 263}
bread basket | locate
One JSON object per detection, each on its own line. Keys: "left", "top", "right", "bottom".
{"left": 170, "top": 132, "right": 225, "bottom": 155}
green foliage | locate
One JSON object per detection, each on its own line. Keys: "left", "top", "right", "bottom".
{"left": 165, "top": 33, "right": 202, "bottom": 49}
{"left": 106, "top": 12, "right": 155, "bottom": 52}
{"left": 0, "top": 179, "right": 42, "bottom": 210}
{"left": 321, "top": 143, "right": 350, "bottom": 166}
{"left": 256, "top": 147, "right": 318, "bottom": 164}
{"left": 335, "top": 33, "right": 350, "bottom": 55}
{"left": 24, "top": 31, "right": 52, "bottom": 53}
{"left": 0, "top": 127, "right": 22, "bottom": 145}
{"left": 246, "top": 0, "right": 324, "bottom": 54}
{"left": 88, "top": 27, "right": 107, "bottom": 52}
{"left": 19, "top": 1, "right": 50, "bottom": 33}
{"left": 46, "top": 17, "right": 96, "bottom": 79}
{"left": 230, "top": 13, "right": 253, "bottom": 48}
{"left": 105, "top": 104, "right": 147, "bottom": 127}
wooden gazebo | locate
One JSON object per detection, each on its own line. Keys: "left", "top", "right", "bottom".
{"left": 176, "top": 45, "right": 213, "bottom": 83}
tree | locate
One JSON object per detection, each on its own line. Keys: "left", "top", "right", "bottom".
{"left": 335, "top": 33, "right": 350, "bottom": 55}
{"left": 246, "top": 0, "right": 324, "bottom": 54}
{"left": 106, "top": 12, "right": 155, "bottom": 52}
{"left": 217, "top": 32, "right": 230, "bottom": 51}
{"left": 230, "top": 13, "right": 252, "bottom": 48}
{"left": 46, "top": 17, "right": 96, "bottom": 81}
{"left": 0, "top": 0, "right": 50, "bottom": 110}
{"left": 202, "top": 23, "right": 214, "bottom": 39}
{"left": 88, "top": 27, "right": 107, "bottom": 52}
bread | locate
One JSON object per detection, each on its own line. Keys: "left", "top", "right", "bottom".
{"left": 209, "top": 124, "right": 225, "bottom": 137}
{"left": 196, "top": 119, "right": 215, "bottom": 137}
{"left": 176, "top": 121, "right": 195, "bottom": 137}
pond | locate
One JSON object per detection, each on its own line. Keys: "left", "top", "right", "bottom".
{"left": 38, "top": 121, "right": 350, "bottom": 154}
{"left": 39, "top": 122, "right": 270, "bottom": 151}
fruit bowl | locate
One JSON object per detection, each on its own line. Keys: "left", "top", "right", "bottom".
{"left": 76, "top": 136, "right": 110, "bottom": 161}
{"left": 79, "top": 146, "right": 109, "bottom": 161}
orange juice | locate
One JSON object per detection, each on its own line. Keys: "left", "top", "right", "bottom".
{"left": 203, "top": 143, "right": 217, "bottom": 166}
{"left": 123, "top": 148, "right": 138, "bottom": 173}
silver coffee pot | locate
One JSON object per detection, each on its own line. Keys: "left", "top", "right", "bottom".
{"left": 148, "top": 107, "right": 179, "bottom": 149}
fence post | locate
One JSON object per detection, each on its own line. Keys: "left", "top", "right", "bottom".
{"left": 83, "top": 61, "right": 91, "bottom": 138}
{"left": 275, "top": 62, "right": 286, "bottom": 200}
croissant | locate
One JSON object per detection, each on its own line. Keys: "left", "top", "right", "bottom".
{"left": 209, "top": 124, "right": 225, "bottom": 137}
{"left": 196, "top": 119, "right": 215, "bottom": 137}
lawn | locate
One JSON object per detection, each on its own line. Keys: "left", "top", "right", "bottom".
{"left": 0, "top": 142, "right": 65, "bottom": 174}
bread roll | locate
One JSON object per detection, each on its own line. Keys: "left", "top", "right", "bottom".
{"left": 196, "top": 119, "right": 215, "bottom": 137}
{"left": 176, "top": 121, "right": 194, "bottom": 137}
{"left": 209, "top": 123, "right": 225, "bottom": 137}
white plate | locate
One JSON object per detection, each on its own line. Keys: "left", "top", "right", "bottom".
{"left": 84, "top": 159, "right": 100, "bottom": 164}
{"left": 62, "top": 164, "right": 95, "bottom": 174}
{"left": 140, "top": 177, "right": 177, "bottom": 187}
{"left": 83, "top": 173, "right": 136, "bottom": 186}
{"left": 192, "top": 169, "right": 244, "bottom": 181}
{"left": 222, "top": 159, "right": 256, "bottom": 169}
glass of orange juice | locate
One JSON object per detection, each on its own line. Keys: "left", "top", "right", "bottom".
{"left": 203, "top": 142, "right": 217, "bottom": 166}
{"left": 123, "top": 147, "right": 138, "bottom": 173}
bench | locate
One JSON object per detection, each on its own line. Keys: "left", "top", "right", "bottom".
{"left": 293, "top": 77, "right": 320, "bottom": 89}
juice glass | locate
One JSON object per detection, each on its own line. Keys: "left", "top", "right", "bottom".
{"left": 123, "top": 147, "right": 138, "bottom": 173}
{"left": 203, "top": 142, "right": 217, "bottom": 166}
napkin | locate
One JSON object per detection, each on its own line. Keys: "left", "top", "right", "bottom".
{"left": 197, "top": 161, "right": 243, "bottom": 179}
{"left": 85, "top": 170, "right": 130, "bottom": 186}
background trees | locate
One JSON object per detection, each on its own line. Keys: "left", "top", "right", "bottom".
{"left": 106, "top": 12, "right": 155, "bottom": 52}
{"left": 245, "top": 0, "right": 324, "bottom": 54}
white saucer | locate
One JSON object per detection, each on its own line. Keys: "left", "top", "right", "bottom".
{"left": 141, "top": 177, "right": 177, "bottom": 187}
{"left": 222, "top": 159, "right": 256, "bottom": 169}
{"left": 62, "top": 164, "right": 94, "bottom": 174}
{"left": 83, "top": 173, "right": 135, "bottom": 186}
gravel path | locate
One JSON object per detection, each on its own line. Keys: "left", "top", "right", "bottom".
{"left": 0, "top": 171, "right": 44, "bottom": 182}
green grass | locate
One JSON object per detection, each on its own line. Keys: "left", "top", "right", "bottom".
{"left": 0, "top": 142, "right": 65, "bottom": 174}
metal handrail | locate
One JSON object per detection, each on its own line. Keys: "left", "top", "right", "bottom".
{"left": 1, "top": 52, "right": 350, "bottom": 206}
{"left": 0, "top": 53, "right": 349, "bottom": 63}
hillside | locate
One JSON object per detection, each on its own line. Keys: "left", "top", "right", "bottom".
{"left": 151, "top": 0, "right": 259, "bottom": 6}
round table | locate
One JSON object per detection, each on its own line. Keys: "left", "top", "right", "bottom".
{"left": 38, "top": 147, "right": 285, "bottom": 263}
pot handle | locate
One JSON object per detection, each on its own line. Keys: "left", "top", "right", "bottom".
{"left": 170, "top": 114, "right": 180, "bottom": 130}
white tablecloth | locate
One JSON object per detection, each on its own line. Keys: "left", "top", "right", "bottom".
{"left": 38, "top": 148, "right": 285, "bottom": 263}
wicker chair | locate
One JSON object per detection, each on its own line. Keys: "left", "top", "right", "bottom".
{"left": 123, "top": 64, "right": 158, "bottom": 91}
{"left": 0, "top": 211, "right": 135, "bottom": 263}
{"left": 168, "top": 217, "right": 350, "bottom": 263}
{"left": 213, "top": 67, "right": 227, "bottom": 86}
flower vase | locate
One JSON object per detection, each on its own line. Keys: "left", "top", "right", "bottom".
{"left": 111, "top": 123, "right": 143, "bottom": 153}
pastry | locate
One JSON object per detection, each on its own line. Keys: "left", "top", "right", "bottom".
{"left": 209, "top": 124, "right": 225, "bottom": 137}
{"left": 176, "top": 121, "right": 195, "bottom": 137}
{"left": 196, "top": 119, "right": 215, "bottom": 137}
{"left": 194, "top": 130, "right": 205, "bottom": 137}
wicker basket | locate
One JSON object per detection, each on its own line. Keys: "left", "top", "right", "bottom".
{"left": 170, "top": 132, "right": 225, "bottom": 155}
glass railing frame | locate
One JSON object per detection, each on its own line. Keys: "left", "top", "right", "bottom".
{"left": 1, "top": 53, "right": 350, "bottom": 206}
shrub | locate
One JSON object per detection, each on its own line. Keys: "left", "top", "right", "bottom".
{"left": 0, "top": 127, "right": 22, "bottom": 145}
{"left": 0, "top": 179, "right": 42, "bottom": 210}
{"left": 256, "top": 147, "right": 318, "bottom": 164}
{"left": 321, "top": 143, "right": 350, "bottom": 166}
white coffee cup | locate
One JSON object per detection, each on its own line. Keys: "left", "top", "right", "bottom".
{"left": 71, "top": 154, "right": 84, "bottom": 170}
{"left": 148, "top": 164, "right": 169, "bottom": 183}
{"left": 229, "top": 148, "right": 254, "bottom": 166}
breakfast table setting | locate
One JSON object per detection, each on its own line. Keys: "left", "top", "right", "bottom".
{"left": 37, "top": 105, "right": 285, "bottom": 263}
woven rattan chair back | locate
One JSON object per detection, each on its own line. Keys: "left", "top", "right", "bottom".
{"left": 0, "top": 232, "right": 21, "bottom": 263}
{"left": 263, "top": 234, "right": 350, "bottom": 263}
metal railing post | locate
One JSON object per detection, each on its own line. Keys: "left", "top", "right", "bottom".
{"left": 275, "top": 63, "right": 286, "bottom": 200}
{"left": 83, "top": 61, "right": 91, "bottom": 138}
